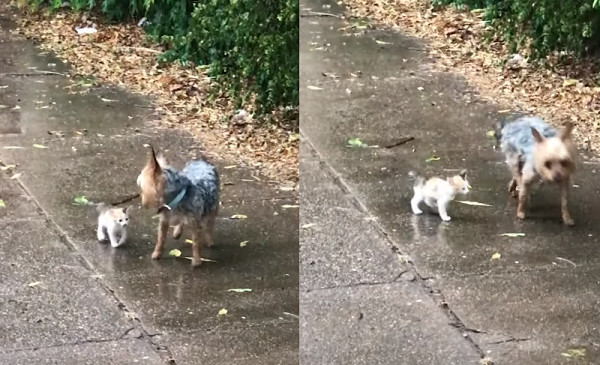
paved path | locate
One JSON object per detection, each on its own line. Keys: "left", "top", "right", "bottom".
{"left": 0, "top": 6, "right": 298, "bottom": 364}
{"left": 300, "top": 0, "right": 600, "bottom": 364}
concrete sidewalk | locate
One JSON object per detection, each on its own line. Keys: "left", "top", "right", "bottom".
{"left": 300, "top": 0, "right": 600, "bottom": 364}
{"left": 0, "top": 5, "right": 298, "bottom": 365}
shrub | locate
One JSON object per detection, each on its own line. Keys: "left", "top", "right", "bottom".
{"left": 434, "top": 0, "right": 600, "bottom": 60}
{"left": 21, "top": 0, "right": 299, "bottom": 117}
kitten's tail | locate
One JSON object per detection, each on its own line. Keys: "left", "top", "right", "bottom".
{"left": 408, "top": 171, "right": 425, "bottom": 187}
{"left": 95, "top": 202, "right": 109, "bottom": 213}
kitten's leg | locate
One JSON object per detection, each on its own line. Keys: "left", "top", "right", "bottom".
{"left": 411, "top": 190, "right": 424, "bottom": 215}
{"left": 425, "top": 197, "right": 437, "bottom": 211}
{"left": 191, "top": 230, "right": 202, "bottom": 267}
{"left": 108, "top": 229, "right": 121, "bottom": 248}
{"left": 114, "top": 229, "right": 127, "bottom": 247}
{"left": 152, "top": 214, "right": 169, "bottom": 259}
{"left": 561, "top": 180, "right": 575, "bottom": 226}
{"left": 97, "top": 224, "right": 107, "bottom": 241}
{"left": 437, "top": 199, "right": 451, "bottom": 221}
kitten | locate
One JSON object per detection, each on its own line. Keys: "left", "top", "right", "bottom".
{"left": 96, "top": 203, "right": 133, "bottom": 248}
{"left": 409, "top": 169, "right": 470, "bottom": 221}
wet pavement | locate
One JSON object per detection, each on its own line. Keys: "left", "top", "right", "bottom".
{"left": 300, "top": 0, "right": 600, "bottom": 364}
{"left": 0, "top": 6, "right": 298, "bottom": 365}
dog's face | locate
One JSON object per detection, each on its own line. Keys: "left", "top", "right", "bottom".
{"left": 449, "top": 169, "right": 471, "bottom": 195}
{"left": 137, "top": 147, "right": 166, "bottom": 209}
{"left": 531, "top": 123, "right": 576, "bottom": 183}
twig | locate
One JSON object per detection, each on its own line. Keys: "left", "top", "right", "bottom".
{"left": 555, "top": 257, "right": 577, "bottom": 267}
{"left": 300, "top": 12, "right": 343, "bottom": 18}
{"left": 0, "top": 71, "right": 66, "bottom": 77}
{"left": 110, "top": 193, "right": 140, "bottom": 206}
{"left": 385, "top": 136, "right": 415, "bottom": 149}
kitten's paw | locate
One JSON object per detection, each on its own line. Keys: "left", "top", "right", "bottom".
{"left": 111, "top": 241, "right": 124, "bottom": 248}
{"left": 191, "top": 258, "right": 202, "bottom": 267}
{"left": 97, "top": 234, "right": 106, "bottom": 242}
{"left": 441, "top": 216, "right": 451, "bottom": 222}
{"left": 151, "top": 251, "right": 161, "bottom": 260}
{"left": 412, "top": 209, "right": 423, "bottom": 215}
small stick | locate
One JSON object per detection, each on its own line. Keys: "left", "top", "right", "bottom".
{"left": 110, "top": 193, "right": 140, "bottom": 206}
{"left": 385, "top": 136, "right": 415, "bottom": 149}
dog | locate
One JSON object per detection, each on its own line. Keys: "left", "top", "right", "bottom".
{"left": 137, "top": 147, "right": 220, "bottom": 266}
{"left": 495, "top": 116, "right": 576, "bottom": 225}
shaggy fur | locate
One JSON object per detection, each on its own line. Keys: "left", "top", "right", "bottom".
{"left": 137, "top": 147, "right": 220, "bottom": 266}
{"left": 495, "top": 116, "right": 576, "bottom": 225}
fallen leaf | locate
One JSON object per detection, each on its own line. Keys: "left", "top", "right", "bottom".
{"left": 0, "top": 165, "right": 16, "bottom": 171}
{"left": 561, "top": 347, "right": 586, "bottom": 359}
{"left": 101, "top": 98, "right": 117, "bottom": 102}
{"left": 282, "top": 204, "right": 299, "bottom": 209}
{"left": 240, "top": 240, "right": 249, "bottom": 247}
{"left": 0, "top": 105, "right": 7, "bottom": 109}
{"left": 456, "top": 201, "right": 492, "bottom": 207}
{"left": 279, "top": 186, "right": 295, "bottom": 192}
{"left": 169, "top": 249, "right": 182, "bottom": 257}
{"left": 491, "top": 253, "right": 501, "bottom": 260}
{"left": 73, "top": 196, "right": 90, "bottom": 205}
{"left": 185, "top": 239, "right": 194, "bottom": 245}
{"left": 10, "top": 173, "right": 22, "bottom": 180}
{"left": 3, "top": 146, "right": 24, "bottom": 149}
{"left": 425, "top": 155, "right": 441, "bottom": 162}
{"left": 500, "top": 233, "right": 525, "bottom": 237}
{"left": 33, "top": 144, "right": 48, "bottom": 149}
{"left": 0, "top": 85, "right": 7, "bottom": 89}
{"left": 302, "top": 223, "right": 316, "bottom": 229}
{"left": 218, "top": 308, "right": 228, "bottom": 316}
{"left": 0, "top": 200, "right": 5, "bottom": 208}
{"left": 227, "top": 288, "right": 252, "bottom": 293}
{"left": 28, "top": 281, "right": 42, "bottom": 287}
{"left": 375, "top": 40, "right": 392, "bottom": 45}
{"left": 230, "top": 214, "right": 247, "bottom": 219}
{"left": 224, "top": 165, "right": 237, "bottom": 169}
{"left": 347, "top": 137, "right": 368, "bottom": 148}
{"left": 486, "top": 130, "right": 495, "bottom": 138}
{"left": 563, "top": 79, "right": 578, "bottom": 87}
{"left": 307, "top": 85, "right": 323, "bottom": 90}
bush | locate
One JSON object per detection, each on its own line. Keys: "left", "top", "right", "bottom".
{"left": 22, "top": 0, "right": 299, "bottom": 117}
{"left": 434, "top": 0, "right": 600, "bottom": 60}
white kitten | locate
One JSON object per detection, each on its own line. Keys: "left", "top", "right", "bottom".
{"left": 96, "top": 204, "right": 133, "bottom": 247}
{"left": 409, "top": 169, "right": 470, "bottom": 222}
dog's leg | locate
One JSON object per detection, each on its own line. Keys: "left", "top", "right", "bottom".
{"left": 561, "top": 181, "right": 575, "bottom": 226}
{"left": 508, "top": 161, "right": 521, "bottom": 198}
{"left": 202, "top": 208, "right": 218, "bottom": 247}
{"left": 191, "top": 230, "right": 202, "bottom": 267}
{"left": 516, "top": 179, "right": 531, "bottom": 219}
{"left": 152, "top": 215, "right": 169, "bottom": 259}
{"left": 173, "top": 224, "right": 183, "bottom": 239}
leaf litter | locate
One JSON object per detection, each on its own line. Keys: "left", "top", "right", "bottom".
{"left": 341, "top": 0, "right": 600, "bottom": 159}
{"left": 15, "top": 11, "right": 298, "bottom": 184}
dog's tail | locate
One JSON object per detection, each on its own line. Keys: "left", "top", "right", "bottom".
{"left": 408, "top": 170, "right": 425, "bottom": 187}
{"left": 493, "top": 119, "right": 506, "bottom": 145}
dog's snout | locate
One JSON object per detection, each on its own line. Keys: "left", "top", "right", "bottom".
{"left": 553, "top": 172, "right": 563, "bottom": 182}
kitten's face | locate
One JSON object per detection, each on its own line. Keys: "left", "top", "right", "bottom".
{"left": 107, "top": 207, "right": 132, "bottom": 228}
{"left": 449, "top": 170, "right": 470, "bottom": 195}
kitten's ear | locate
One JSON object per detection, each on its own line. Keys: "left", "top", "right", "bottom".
{"left": 531, "top": 128, "right": 544, "bottom": 143}
{"left": 124, "top": 205, "right": 134, "bottom": 215}
{"left": 561, "top": 122, "right": 574, "bottom": 141}
{"left": 148, "top": 145, "right": 162, "bottom": 177}
{"left": 459, "top": 169, "right": 467, "bottom": 180}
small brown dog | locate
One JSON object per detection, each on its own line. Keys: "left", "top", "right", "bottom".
{"left": 496, "top": 116, "right": 576, "bottom": 225}
{"left": 137, "top": 147, "right": 220, "bottom": 266}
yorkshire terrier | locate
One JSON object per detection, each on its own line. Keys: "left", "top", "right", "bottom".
{"left": 137, "top": 147, "right": 220, "bottom": 266}
{"left": 409, "top": 169, "right": 470, "bottom": 222}
{"left": 495, "top": 116, "right": 576, "bottom": 226}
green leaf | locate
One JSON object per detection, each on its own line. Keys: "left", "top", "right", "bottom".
{"left": 425, "top": 155, "right": 441, "bottom": 162}
{"left": 561, "top": 347, "right": 586, "bottom": 358}
{"left": 169, "top": 249, "right": 182, "bottom": 257}
{"left": 347, "top": 138, "right": 368, "bottom": 148}
{"left": 0, "top": 199, "right": 5, "bottom": 208}
{"left": 73, "top": 196, "right": 90, "bottom": 205}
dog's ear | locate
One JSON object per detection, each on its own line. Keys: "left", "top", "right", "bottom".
{"left": 561, "top": 122, "right": 574, "bottom": 141}
{"left": 148, "top": 146, "right": 162, "bottom": 177}
{"left": 459, "top": 169, "right": 467, "bottom": 180}
{"left": 531, "top": 128, "right": 544, "bottom": 143}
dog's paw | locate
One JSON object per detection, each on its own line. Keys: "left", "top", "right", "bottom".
{"left": 563, "top": 217, "right": 575, "bottom": 226}
{"left": 151, "top": 251, "right": 161, "bottom": 260}
{"left": 516, "top": 211, "right": 525, "bottom": 220}
{"left": 191, "top": 258, "right": 202, "bottom": 267}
